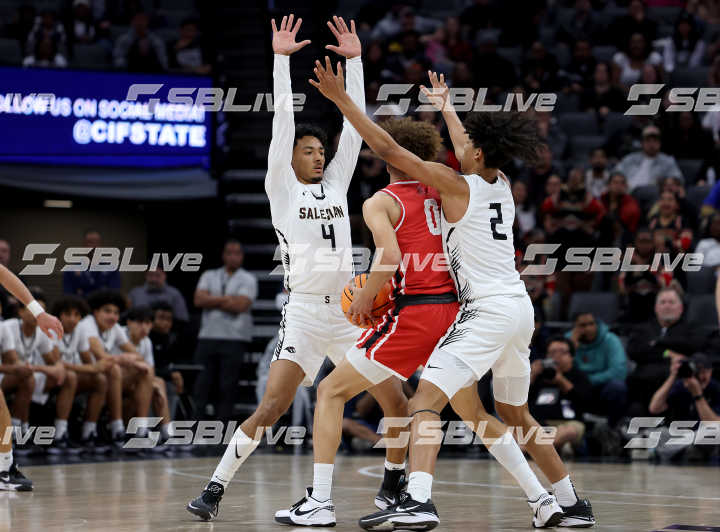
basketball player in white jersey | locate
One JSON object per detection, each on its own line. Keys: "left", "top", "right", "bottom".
{"left": 0, "top": 264, "right": 63, "bottom": 490}
{"left": 187, "top": 15, "right": 410, "bottom": 521}
{"left": 310, "top": 64, "right": 595, "bottom": 528}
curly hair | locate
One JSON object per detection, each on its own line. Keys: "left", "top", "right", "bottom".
{"left": 463, "top": 111, "right": 541, "bottom": 169}
{"left": 87, "top": 290, "right": 126, "bottom": 313}
{"left": 380, "top": 117, "right": 442, "bottom": 162}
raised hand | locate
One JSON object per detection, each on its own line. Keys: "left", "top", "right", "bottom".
{"left": 325, "top": 16, "right": 361, "bottom": 59}
{"left": 420, "top": 70, "right": 451, "bottom": 112}
{"left": 309, "top": 56, "right": 347, "bottom": 103}
{"left": 271, "top": 14, "right": 311, "bottom": 56}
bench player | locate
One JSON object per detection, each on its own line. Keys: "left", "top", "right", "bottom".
{"left": 188, "top": 15, "right": 409, "bottom": 521}
{"left": 0, "top": 264, "right": 63, "bottom": 490}
{"left": 274, "top": 117, "right": 460, "bottom": 527}
{"left": 310, "top": 61, "right": 596, "bottom": 529}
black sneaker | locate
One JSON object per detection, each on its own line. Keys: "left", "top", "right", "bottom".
{"left": 558, "top": 497, "right": 595, "bottom": 528}
{"left": 112, "top": 433, "right": 141, "bottom": 453}
{"left": 47, "top": 434, "right": 83, "bottom": 455}
{"left": 81, "top": 433, "right": 110, "bottom": 454}
{"left": 0, "top": 463, "right": 33, "bottom": 491}
{"left": 375, "top": 472, "right": 406, "bottom": 510}
{"left": 187, "top": 481, "right": 223, "bottom": 521}
{"left": 359, "top": 492, "right": 439, "bottom": 531}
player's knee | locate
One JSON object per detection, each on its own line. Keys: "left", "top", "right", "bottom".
{"left": 94, "top": 372, "right": 108, "bottom": 393}
{"left": 316, "top": 378, "right": 346, "bottom": 403}
{"left": 65, "top": 370, "right": 78, "bottom": 390}
{"left": 108, "top": 364, "right": 122, "bottom": 381}
{"left": 383, "top": 389, "right": 408, "bottom": 417}
{"left": 22, "top": 374, "right": 35, "bottom": 394}
{"left": 495, "top": 401, "right": 529, "bottom": 426}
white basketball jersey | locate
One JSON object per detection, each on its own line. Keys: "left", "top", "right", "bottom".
{"left": 265, "top": 53, "right": 365, "bottom": 296}
{"left": 441, "top": 173, "right": 527, "bottom": 301}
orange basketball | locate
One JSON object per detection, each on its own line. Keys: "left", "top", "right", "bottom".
{"left": 341, "top": 273, "right": 394, "bottom": 328}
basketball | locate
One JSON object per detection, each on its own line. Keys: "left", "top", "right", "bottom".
{"left": 341, "top": 273, "right": 394, "bottom": 327}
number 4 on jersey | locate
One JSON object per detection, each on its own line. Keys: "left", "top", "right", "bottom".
{"left": 322, "top": 223, "right": 336, "bottom": 251}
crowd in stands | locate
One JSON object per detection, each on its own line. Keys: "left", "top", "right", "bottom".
{"left": 0, "top": 0, "right": 212, "bottom": 73}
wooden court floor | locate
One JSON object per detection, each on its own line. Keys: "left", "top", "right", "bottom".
{"left": 1, "top": 453, "right": 719, "bottom": 531}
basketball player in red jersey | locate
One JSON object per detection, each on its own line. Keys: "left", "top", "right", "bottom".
{"left": 275, "top": 118, "right": 459, "bottom": 527}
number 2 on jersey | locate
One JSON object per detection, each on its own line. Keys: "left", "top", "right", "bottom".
{"left": 424, "top": 199, "right": 441, "bottom": 235}
{"left": 322, "top": 223, "right": 336, "bottom": 251}
{"left": 489, "top": 203, "right": 507, "bottom": 240}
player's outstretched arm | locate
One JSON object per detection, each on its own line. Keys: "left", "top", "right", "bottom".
{"left": 0, "top": 264, "right": 63, "bottom": 339}
{"left": 266, "top": 15, "right": 310, "bottom": 202}
{"left": 309, "top": 58, "right": 466, "bottom": 197}
{"left": 324, "top": 16, "right": 365, "bottom": 193}
{"left": 347, "top": 193, "right": 400, "bottom": 327}
{"left": 420, "top": 71, "right": 470, "bottom": 162}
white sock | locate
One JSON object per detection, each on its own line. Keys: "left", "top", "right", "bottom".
{"left": 110, "top": 419, "right": 124, "bottom": 438}
{"left": 385, "top": 460, "right": 406, "bottom": 470}
{"left": 488, "top": 432, "right": 546, "bottom": 502}
{"left": 10, "top": 418, "right": 20, "bottom": 428}
{"left": 21, "top": 422, "right": 29, "bottom": 434}
{"left": 54, "top": 419, "right": 68, "bottom": 440}
{"left": 312, "top": 463, "right": 334, "bottom": 502}
{"left": 160, "top": 423, "right": 170, "bottom": 440}
{"left": 82, "top": 422, "right": 97, "bottom": 440}
{"left": 210, "top": 428, "right": 261, "bottom": 489}
{"left": 407, "top": 471, "right": 433, "bottom": 503}
{"left": 0, "top": 451, "right": 11, "bottom": 473}
{"left": 552, "top": 475, "right": 577, "bottom": 506}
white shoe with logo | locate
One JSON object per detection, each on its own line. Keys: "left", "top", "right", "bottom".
{"left": 274, "top": 487, "right": 336, "bottom": 527}
{"left": 528, "top": 493, "right": 564, "bottom": 528}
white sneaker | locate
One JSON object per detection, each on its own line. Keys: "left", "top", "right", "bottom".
{"left": 528, "top": 493, "right": 564, "bottom": 528}
{"left": 274, "top": 487, "right": 336, "bottom": 527}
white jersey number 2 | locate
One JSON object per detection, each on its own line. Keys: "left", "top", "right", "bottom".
{"left": 424, "top": 199, "right": 441, "bottom": 236}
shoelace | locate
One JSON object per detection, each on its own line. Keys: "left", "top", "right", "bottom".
{"left": 290, "top": 495, "right": 309, "bottom": 511}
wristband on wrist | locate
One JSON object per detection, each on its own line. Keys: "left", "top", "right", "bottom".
{"left": 693, "top": 394, "right": 704, "bottom": 402}
{"left": 27, "top": 300, "right": 44, "bottom": 318}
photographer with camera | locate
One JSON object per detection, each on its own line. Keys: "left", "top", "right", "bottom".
{"left": 647, "top": 353, "right": 720, "bottom": 460}
{"left": 529, "top": 337, "right": 592, "bottom": 453}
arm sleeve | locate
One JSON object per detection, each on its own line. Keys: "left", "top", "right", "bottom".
{"left": 587, "top": 334, "right": 628, "bottom": 386}
{"left": 0, "top": 324, "right": 14, "bottom": 352}
{"left": 324, "top": 56, "right": 366, "bottom": 194}
{"left": 265, "top": 53, "right": 296, "bottom": 216}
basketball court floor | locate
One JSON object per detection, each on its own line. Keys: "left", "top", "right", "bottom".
{"left": 2, "top": 453, "right": 719, "bottom": 531}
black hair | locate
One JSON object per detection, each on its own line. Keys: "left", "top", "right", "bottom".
{"left": 151, "top": 301, "right": 174, "bottom": 314}
{"left": 462, "top": 111, "right": 541, "bottom": 169}
{"left": 294, "top": 124, "right": 329, "bottom": 154}
{"left": 88, "top": 290, "right": 126, "bottom": 313}
{"left": 29, "top": 287, "right": 46, "bottom": 304}
{"left": 126, "top": 305, "right": 153, "bottom": 322}
{"left": 224, "top": 238, "right": 243, "bottom": 250}
{"left": 547, "top": 335, "right": 575, "bottom": 357}
{"left": 51, "top": 295, "right": 90, "bottom": 318}
{"left": 570, "top": 310, "right": 594, "bottom": 324}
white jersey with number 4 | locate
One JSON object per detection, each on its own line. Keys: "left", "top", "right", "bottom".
{"left": 266, "top": 54, "right": 365, "bottom": 297}
{"left": 442, "top": 173, "right": 527, "bottom": 301}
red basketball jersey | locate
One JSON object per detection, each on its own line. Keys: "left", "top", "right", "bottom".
{"left": 379, "top": 181, "right": 456, "bottom": 297}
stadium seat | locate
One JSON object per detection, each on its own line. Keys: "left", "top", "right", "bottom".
{"left": 591, "top": 45, "right": 618, "bottom": 63}
{"left": 687, "top": 185, "right": 711, "bottom": 211}
{"left": 558, "top": 112, "right": 600, "bottom": 136}
{"left": 647, "top": 6, "right": 683, "bottom": 25}
{"left": 686, "top": 294, "right": 718, "bottom": 329}
{"left": 496, "top": 46, "right": 523, "bottom": 66}
{"left": 568, "top": 291, "right": 620, "bottom": 324}
{"left": 71, "top": 43, "right": 109, "bottom": 69}
{"left": 670, "top": 67, "right": 710, "bottom": 88}
{"left": 677, "top": 158, "right": 703, "bottom": 185}
{"left": 631, "top": 184, "right": 659, "bottom": 211}
{"left": 570, "top": 135, "right": 607, "bottom": 162}
{"left": 686, "top": 267, "right": 717, "bottom": 295}
{"left": 603, "top": 112, "right": 632, "bottom": 136}
{"left": 0, "top": 37, "right": 22, "bottom": 65}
